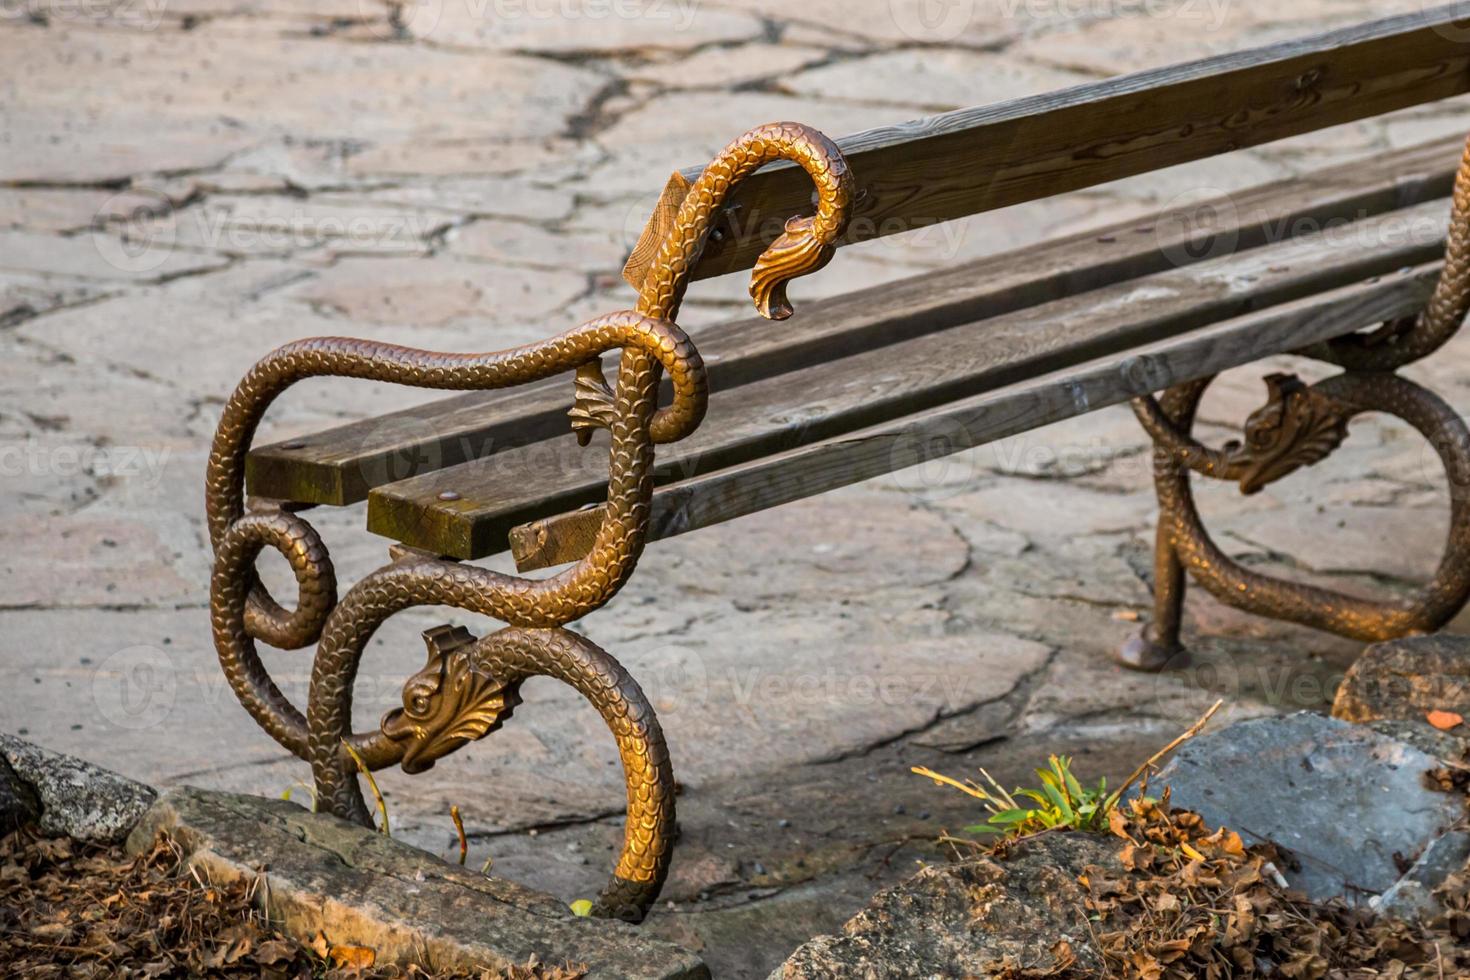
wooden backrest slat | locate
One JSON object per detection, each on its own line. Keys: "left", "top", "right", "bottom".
{"left": 670, "top": 4, "right": 1470, "bottom": 281}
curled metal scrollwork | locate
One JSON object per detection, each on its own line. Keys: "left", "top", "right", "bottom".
{"left": 1121, "top": 370, "right": 1470, "bottom": 671}
{"left": 1119, "top": 135, "right": 1470, "bottom": 671}
{"left": 376, "top": 623, "right": 674, "bottom": 920}
{"left": 205, "top": 122, "right": 854, "bottom": 920}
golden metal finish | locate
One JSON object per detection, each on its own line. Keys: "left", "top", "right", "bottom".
{"left": 1120, "top": 138, "right": 1470, "bottom": 670}
{"left": 204, "top": 122, "right": 854, "bottom": 921}
{"left": 380, "top": 625, "right": 523, "bottom": 776}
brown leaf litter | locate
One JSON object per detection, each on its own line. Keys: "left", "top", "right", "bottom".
{"left": 0, "top": 828, "right": 587, "bottom": 979}
{"left": 985, "top": 788, "right": 1469, "bottom": 980}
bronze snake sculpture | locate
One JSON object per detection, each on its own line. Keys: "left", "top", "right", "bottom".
{"left": 1118, "top": 135, "right": 1470, "bottom": 670}
{"left": 205, "top": 122, "right": 853, "bottom": 920}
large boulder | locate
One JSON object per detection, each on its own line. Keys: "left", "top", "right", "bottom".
{"left": 1332, "top": 634, "right": 1470, "bottom": 724}
{"left": 0, "top": 733, "right": 155, "bottom": 842}
{"left": 130, "top": 786, "right": 708, "bottom": 980}
{"left": 771, "top": 833, "right": 1112, "bottom": 978}
{"left": 0, "top": 755, "right": 40, "bottom": 834}
{"left": 1148, "top": 712, "right": 1466, "bottom": 904}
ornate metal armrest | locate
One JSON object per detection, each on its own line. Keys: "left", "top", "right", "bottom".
{"left": 202, "top": 122, "right": 854, "bottom": 921}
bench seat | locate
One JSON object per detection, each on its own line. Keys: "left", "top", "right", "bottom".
{"left": 246, "top": 137, "right": 1461, "bottom": 566}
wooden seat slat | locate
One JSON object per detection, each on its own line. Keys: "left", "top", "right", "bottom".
{"left": 365, "top": 196, "right": 1452, "bottom": 560}
{"left": 245, "top": 136, "right": 1463, "bottom": 507}
{"left": 513, "top": 263, "right": 1439, "bottom": 570}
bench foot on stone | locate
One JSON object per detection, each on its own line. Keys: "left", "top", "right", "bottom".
{"left": 128, "top": 787, "right": 707, "bottom": 978}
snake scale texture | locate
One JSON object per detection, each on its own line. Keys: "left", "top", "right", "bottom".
{"left": 205, "top": 122, "right": 853, "bottom": 920}
{"left": 1119, "top": 135, "right": 1470, "bottom": 670}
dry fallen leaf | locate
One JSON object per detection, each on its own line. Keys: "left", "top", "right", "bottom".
{"left": 329, "top": 943, "right": 378, "bottom": 969}
{"left": 2, "top": 828, "right": 589, "bottom": 978}
{"left": 251, "top": 937, "right": 296, "bottom": 966}
{"left": 1427, "top": 709, "right": 1464, "bottom": 731}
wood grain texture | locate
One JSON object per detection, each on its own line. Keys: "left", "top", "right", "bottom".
{"left": 514, "top": 264, "right": 1442, "bottom": 569}
{"left": 681, "top": 5, "right": 1470, "bottom": 278}
{"left": 366, "top": 197, "right": 1453, "bottom": 559}
{"left": 246, "top": 136, "right": 1465, "bottom": 506}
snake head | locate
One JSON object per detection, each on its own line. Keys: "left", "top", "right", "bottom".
{"left": 749, "top": 215, "right": 838, "bottom": 321}
{"left": 1224, "top": 373, "right": 1350, "bottom": 495}
{"left": 381, "top": 626, "right": 521, "bottom": 774}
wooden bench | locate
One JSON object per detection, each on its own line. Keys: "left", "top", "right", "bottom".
{"left": 207, "top": 6, "right": 1470, "bottom": 921}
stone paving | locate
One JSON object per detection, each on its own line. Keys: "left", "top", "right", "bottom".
{"left": 4, "top": 1, "right": 1470, "bottom": 975}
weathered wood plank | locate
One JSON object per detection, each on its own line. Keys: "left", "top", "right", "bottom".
{"left": 247, "top": 136, "right": 1464, "bottom": 506}
{"left": 366, "top": 197, "right": 1453, "bottom": 559}
{"left": 675, "top": 5, "right": 1470, "bottom": 279}
{"left": 515, "top": 263, "right": 1441, "bottom": 570}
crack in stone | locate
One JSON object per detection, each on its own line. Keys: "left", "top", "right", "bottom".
{"left": 166, "top": 752, "right": 300, "bottom": 782}
{"left": 461, "top": 805, "right": 628, "bottom": 840}
{"left": 809, "top": 646, "right": 1056, "bottom": 766}
{"left": 1, "top": 289, "right": 123, "bottom": 331}
{"left": 1218, "top": 528, "right": 1434, "bottom": 589}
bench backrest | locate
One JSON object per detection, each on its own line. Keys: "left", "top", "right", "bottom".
{"left": 625, "top": 4, "right": 1470, "bottom": 286}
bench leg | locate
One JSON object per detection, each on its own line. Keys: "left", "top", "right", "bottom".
{"left": 1118, "top": 521, "right": 1186, "bottom": 671}
{"left": 317, "top": 621, "right": 676, "bottom": 923}
{"left": 1117, "top": 370, "right": 1470, "bottom": 670}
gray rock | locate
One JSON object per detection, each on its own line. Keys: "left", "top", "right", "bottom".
{"left": 771, "top": 833, "right": 1112, "bottom": 978}
{"left": 0, "top": 733, "right": 155, "bottom": 843}
{"left": 129, "top": 787, "right": 707, "bottom": 980}
{"left": 1151, "top": 712, "right": 1465, "bottom": 903}
{"left": 1365, "top": 717, "right": 1470, "bottom": 760}
{"left": 1333, "top": 634, "right": 1470, "bottom": 724}
{"left": 0, "top": 756, "right": 39, "bottom": 833}
{"left": 1373, "top": 831, "right": 1470, "bottom": 921}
